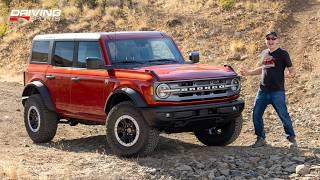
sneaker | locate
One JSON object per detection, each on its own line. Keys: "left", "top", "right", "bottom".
{"left": 288, "top": 136, "right": 298, "bottom": 148}
{"left": 251, "top": 137, "right": 267, "bottom": 148}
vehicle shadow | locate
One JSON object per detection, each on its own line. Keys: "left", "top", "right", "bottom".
{"left": 40, "top": 134, "right": 320, "bottom": 178}
{"left": 42, "top": 133, "right": 320, "bottom": 157}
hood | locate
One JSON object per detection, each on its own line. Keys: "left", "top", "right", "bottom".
{"left": 135, "top": 64, "right": 237, "bottom": 81}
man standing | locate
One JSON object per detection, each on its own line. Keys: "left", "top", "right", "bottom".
{"left": 240, "top": 32, "right": 297, "bottom": 148}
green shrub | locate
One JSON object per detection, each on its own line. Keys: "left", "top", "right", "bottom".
{"left": 0, "top": 23, "right": 7, "bottom": 37}
{"left": 218, "top": 0, "right": 236, "bottom": 10}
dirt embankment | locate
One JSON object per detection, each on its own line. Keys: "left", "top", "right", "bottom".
{"left": 0, "top": 0, "right": 320, "bottom": 179}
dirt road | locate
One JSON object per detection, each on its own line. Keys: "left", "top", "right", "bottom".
{"left": 0, "top": 80, "right": 319, "bottom": 179}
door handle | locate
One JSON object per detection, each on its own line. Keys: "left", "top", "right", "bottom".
{"left": 71, "top": 77, "right": 81, "bottom": 82}
{"left": 46, "top": 75, "right": 55, "bottom": 80}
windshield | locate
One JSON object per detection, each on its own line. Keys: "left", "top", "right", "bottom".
{"left": 106, "top": 38, "right": 184, "bottom": 65}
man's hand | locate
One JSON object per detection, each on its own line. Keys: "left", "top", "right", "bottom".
{"left": 240, "top": 68, "right": 250, "bottom": 76}
{"left": 286, "top": 67, "right": 296, "bottom": 78}
{"left": 240, "top": 67, "right": 262, "bottom": 76}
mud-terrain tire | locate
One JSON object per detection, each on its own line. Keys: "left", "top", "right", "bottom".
{"left": 106, "top": 101, "right": 159, "bottom": 157}
{"left": 24, "top": 94, "right": 58, "bottom": 143}
{"left": 194, "top": 115, "right": 242, "bottom": 146}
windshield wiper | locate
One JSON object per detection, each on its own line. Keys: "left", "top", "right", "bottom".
{"left": 146, "top": 59, "right": 178, "bottom": 63}
{"left": 113, "top": 60, "right": 145, "bottom": 64}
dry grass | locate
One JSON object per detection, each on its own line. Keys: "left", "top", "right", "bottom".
{"left": 63, "top": 6, "right": 81, "bottom": 21}
{"left": 244, "top": 0, "right": 282, "bottom": 11}
{"left": 230, "top": 40, "right": 246, "bottom": 53}
{"left": 83, "top": 6, "right": 101, "bottom": 20}
{"left": 41, "top": 0, "right": 57, "bottom": 8}
{"left": 2, "top": 32, "right": 23, "bottom": 43}
{"left": 68, "top": 21, "right": 90, "bottom": 32}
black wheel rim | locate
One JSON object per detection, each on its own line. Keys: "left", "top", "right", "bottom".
{"left": 114, "top": 115, "right": 140, "bottom": 147}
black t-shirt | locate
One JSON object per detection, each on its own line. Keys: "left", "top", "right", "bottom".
{"left": 259, "top": 48, "right": 292, "bottom": 91}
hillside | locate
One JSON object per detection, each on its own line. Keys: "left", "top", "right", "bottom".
{"left": 0, "top": 0, "right": 319, "bottom": 179}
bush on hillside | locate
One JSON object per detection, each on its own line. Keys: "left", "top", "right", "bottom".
{"left": 0, "top": 23, "right": 7, "bottom": 37}
{"left": 218, "top": 0, "right": 236, "bottom": 10}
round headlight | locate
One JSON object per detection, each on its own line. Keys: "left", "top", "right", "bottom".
{"left": 156, "top": 84, "right": 170, "bottom": 99}
{"left": 231, "top": 78, "right": 240, "bottom": 91}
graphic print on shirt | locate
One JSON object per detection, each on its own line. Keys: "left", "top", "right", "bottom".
{"left": 260, "top": 50, "right": 275, "bottom": 69}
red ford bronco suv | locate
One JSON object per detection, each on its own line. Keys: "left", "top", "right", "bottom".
{"left": 22, "top": 32, "right": 244, "bottom": 157}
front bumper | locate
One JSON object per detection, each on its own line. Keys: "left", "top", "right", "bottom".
{"left": 140, "top": 98, "right": 245, "bottom": 132}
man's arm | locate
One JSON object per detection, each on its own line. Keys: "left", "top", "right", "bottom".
{"left": 286, "top": 66, "right": 296, "bottom": 78}
{"left": 240, "top": 66, "right": 263, "bottom": 76}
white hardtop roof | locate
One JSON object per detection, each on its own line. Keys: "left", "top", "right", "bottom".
{"left": 33, "top": 31, "right": 163, "bottom": 40}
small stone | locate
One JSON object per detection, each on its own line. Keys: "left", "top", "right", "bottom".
{"left": 219, "top": 169, "right": 230, "bottom": 176}
{"left": 176, "top": 165, "right": 193, "bottom": 172}
{"left": 217, "top": 162, "right": 229, "bottom": 169}
{"left": 248, "top": 157, "right": 260, "bottom": 164}
{"left": 227, "top": 53, "right": 241, "bottom": 61}
{"left": 292, "top": 157, "right": 306, "bottom": 163}
{"left": 284, "top": 164, "right": 296, "bottom": 173}
{"left": 296, "top": 164, "right": 310, "bottom": 176}
{"left": 240, "top": 55, "right": 248, "bottom": 60}
{"left": 214, "top": 175, "right": 226, "bottom": 180}
{"left": 270, "top": 155, "right": 282, "bottom": 161}
{"left": 234, "top": 31, "right": 241, "bottom": 37}
{"left": 194, "top": 161, "right": 205, "bottom": 169}
{"left": 208, "top": 170, "right": 216, "bottom": 179}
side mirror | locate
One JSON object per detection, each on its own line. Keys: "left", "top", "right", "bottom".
{"left": 189, "top": 51, "right": 200, "bottom": 64}
{"left": 86, "top": 57, "right": 103, "bottom": 69}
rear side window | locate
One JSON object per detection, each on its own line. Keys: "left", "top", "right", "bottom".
{"left": 77, "top": 41, "right": 103, "bottom": 68}
{"left": 53, "top": 41, "right": 74, "bottom": 67}
{"left": 31, "top": 41, "right": 50, "bottom": 63}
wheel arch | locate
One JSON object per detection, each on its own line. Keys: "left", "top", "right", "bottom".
{"left": 22, "top": 81, "right": 55, "bottom": 112}
{"left": 104, "top": 87, "right": 148, "bottom": 115}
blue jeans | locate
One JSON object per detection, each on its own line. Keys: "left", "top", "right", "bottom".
{"left": 253, "top": 89, "right": 295, "bottom": 139}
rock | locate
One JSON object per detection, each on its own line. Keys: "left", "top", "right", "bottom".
{"left": 284, "top": 164, "right": 296, "bottom": 173}
{"left": 217, "top": 162, "right": 229, "bottom": 169}
{"left": 176, "top": 165, "right": 193, "bottom": 172}
{"left": 166, "top": 19, "right": 182, "bottom": 28}
{"left": 234, "top": 31, "right": 241, "bottom": 37}
{"left": 194, "top": 160, "right": 205, "bottom": 169}
{"left": 292, "top": 157, "right": 306, "bottom": 163}
{"left": 227, "top": 53, "right": 241, "bottom": 61}
{"left": 208, "top": 169, "right": 216, "bottom": 179}
{"left": 145, "top": 168, "right": 157, "bottom": 174}
{"left": 248, "top": 157, "right": 260, "bottom": 164}
{"left": 214, "top": 175, "right": 226, "bottom": 180}
{"left": 219, "top": 169, "right": 230, "bottom": 176}
{"left": 270, "top": 155, "right": 282, "bottom": 161}
{"left": 296, "top": 164, "right": 310, "bottom": 176}
{"left": 240, "top": 55, "right": 248, "bottom": 60}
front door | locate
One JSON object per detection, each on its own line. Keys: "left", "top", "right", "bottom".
{"left": 69, "top": 41, "right": 110, "bottom": 121}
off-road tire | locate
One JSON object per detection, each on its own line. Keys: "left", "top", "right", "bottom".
{"left": 194, "top": 115, "right": 242, "bottom": 146}
{"left": 106, "top": 101, "right": 159, "bottom": 157}
{"left": 24, "top": 94, "right": 58, "bottom": 143}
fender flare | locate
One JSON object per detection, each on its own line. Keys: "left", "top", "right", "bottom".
{"left": 104, "top": 87, "right": 148, "bottom": 113}
{"left": 22, "top": 81, "right": 55, "bottom": 111}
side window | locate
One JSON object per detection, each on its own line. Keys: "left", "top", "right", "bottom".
{"left": 77, "top": 41, "right": 103, "bottom": 68}
{"left": 53, "top": 41, "right": 74, "bottom": 67}
{"left": 31, "top": 41, "right": 50, "bottom": 63}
